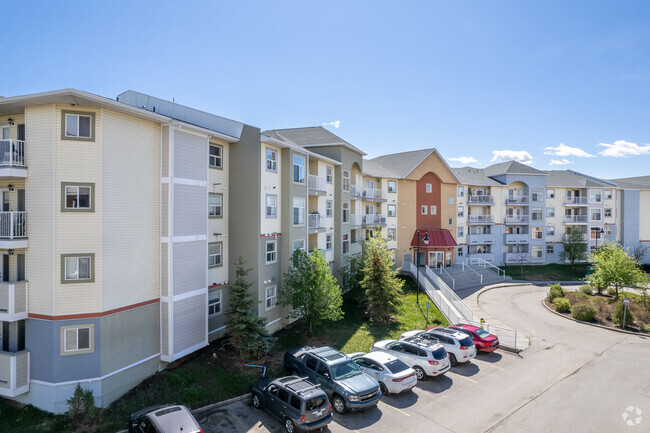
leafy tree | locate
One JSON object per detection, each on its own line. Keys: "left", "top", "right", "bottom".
{"left": 279, "top": 249, "right": 343, "bottom": 335}
{"left": 587, "top": 242, "right": 649, "bottom": 300}
{"left": 559, "top": 226, "right": 587, "bottom": 268}
{"left": 633, "top": 243, "right": 648, "bottom": 263}
{"left": 360, "top": 232, "right": 404, "bottom": 322}
{"left": 227, "top": 257, "right": 275, "bottom": 359}
{"left": 341, "top": 249, "right": 366, "bottom": 304}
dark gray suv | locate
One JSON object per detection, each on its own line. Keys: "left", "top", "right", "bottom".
{"left": 252, "top": 376, "right": 334, "bottom": 433}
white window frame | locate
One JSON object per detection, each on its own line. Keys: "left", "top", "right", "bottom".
{"left": 265, "top": 285, "right": 277, "bottom": 310}
{"left": 266, "top": 147, "right": 278, "bottom": 172}
{"left": 604, "top": 208, "right": 612, "bottom": 218}
{"left": 266, "top": 194, "right": 278, "bottom": 218}
{"left": 532, "top": 208, "right": 543, "bottom": 221}
{"left": 209, "top": 194, "right": 222, "bottom": 217}
{"left": 531, "top": 245, "right": 543, "bottom": 259}
{"left": 342, "top": 170, "right": 350, "bottom": 192}
{"left": 292, "top": 239, "right": 305, "bottom": 252}
{"left": 457, "top": 226, "right": 464, "bottom": 237}
{"left": 293, "top": 197, "right": 305, "bottom": 225}
{"left": 209, "top": 144, "right": 223, "bottom": 168}
{"left": 458, "top": 186, "right": 464, "bottom": 197}
{"left": 387, "top": 228, "right": 396, "bottom": 241}
{"left": 65, "top": 185, "right": 92, "bottom": 210}
{"left": 387, "top": 204, "right": 397, "bottom": 217}
{"left": 421, "top": 205, "right": 428, "bottom": 215}
{"left": 531, "top": 189, "right": 544, "bottom": 202}
{"left": 342, "top": 234, "right": 349, "bottom": 254}
{"left": 546, "top": 207, "right": 555, "bottom": 218}
{"left": 532, "top": 226, "right": 543, "bottom": 240}
{"left": 590, "top": 208, "right": 602, "bottom": 221}
{"left": 61, "top": 324, "right": 94, "bottom": 355}
{"left": 546, "top": 189, "right": 555, "bottom": 199}
{"left": 293, "top": 155, "right": 306, "bottom": 184}
{"left": 431, "top": 205, "right": 437, "bottom": 215}
{"left": 326, "top": 233, "right": 333, "bottom": 250}
{"left": 208, "top": 290, "right": 222, "bottom": 316}
{"left": 546, "top": 245, "right": 554, "bottom": 255}
{"left": 326, "top": 166, "right": 333, "bottom": 184}
{"left": 546, "top": 225, "right": 555, "bottom": 236}
{"left": 448, "top": 196, "right": 454, "bottom": 205}
{"left": 425, "top": 183, "right": 432, "bottom": 193}
{"left": 457, "top": 206, "right": 464, "bottom": 217}
{"left": 605, "top": 190, "right": 613, "bottom": 200}
{"left": 65, "top": 113, "right": 92, "bottom": 138}
{"left": 266, "top": 240, "right": 277, "bottom": 264}
{"left": 342, "top": 202, "right": 350, "bottom": 223}
{"left": 209, "top": 243, "right": 222, "bottom": 267}
{"left": 388, "top": 181, "right": 397, "bottom": 193}
{"left": 590, "top": 190, "right": 602, "bottom": 203}
{"left": 326, "top": 200, "right": 333, "bottom": 217}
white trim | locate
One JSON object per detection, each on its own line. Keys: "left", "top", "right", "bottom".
{"left": 167, "top": 341, "right": 209, "bottom": 362}
{"left": 172, "top": 178, "right": 207, "bottom": 187}
{"left": 265, "top": 318, "right": 281, "bottom": 327}
{"left": 209, "top": 325, "right": 227, "bottom": 335}
{"left": 161, "top": 287, "right": 207, "bottom": 303}
{"left": 172, "top": 235, "right": 207, "bottom": 243}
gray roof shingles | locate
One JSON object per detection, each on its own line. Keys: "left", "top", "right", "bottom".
{"left": 262, "top": 126, "right": 365, "bottom": 155}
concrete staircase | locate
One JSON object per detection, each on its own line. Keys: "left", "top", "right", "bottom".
{"left": 437, "top": 264, "right": 512, "bottom": 290}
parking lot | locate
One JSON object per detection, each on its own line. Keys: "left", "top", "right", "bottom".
{"left": 195, "top": 284, "right": 650, "bottom": 433}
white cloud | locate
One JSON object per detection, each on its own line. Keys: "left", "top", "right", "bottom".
{"left": 490, "top": 150, "right": 533, "bottom": 165}
{"left": 549, "top": 159, "right": 574, "bottom": 166}
{"left": 322, "top": 120, "right": 340, "bottom": 128}
{"left": 448, "top": 156, "right": 479, "bottom": 165}
{"left": 543, "top": 143, "right": 594, "bottom": 158}
{"left": 597, "top": 140, "right": 650, "bottom": 157}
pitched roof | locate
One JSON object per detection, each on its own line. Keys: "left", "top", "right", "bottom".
{"left": 364, "top": 149, "right": 436, "bottom": 178}
{"left": 410, "top": 229, "right": 457, "bottom": 247}
{"left": 545, "top": 170, "right": 615, "bottom": 188}
{"left": 610, "top": 175, "right": 650, "bottom": 189}
{"left": 262, "top": 127, "right": 366, "bottom": 155}
{"left": 361, "top": 158, "right": 401, "bottom": 178}
{"left": 483, "top": 160, "right": 546, "bottom": 176}
{"left": 452, "top": 167, "right": 504, "bottom": 186}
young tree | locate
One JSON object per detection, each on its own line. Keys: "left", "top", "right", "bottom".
{"left": 341, "top": 249, "right": 365, "bottom": 304}
{"left": 360, "top": 232, "right": 404, "bottom": 322}
{"left": 279, "top": 249, "right": 343, "bottom": 335}
{"left": 587, "top": 242, "right": 649, "bottom": 300}
{"left": 227, "top": 257, "right": 275, "bottom": 359}
{"left": 559, "top": 226, "right": 587, "bottom": 268}
{"left": 633, "top": 243, "right": 648, "bottom": 263}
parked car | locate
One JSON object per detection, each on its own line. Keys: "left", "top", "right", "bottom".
{"left": 449, "top": 324, "right": 499, "bottom": 352}
{"left": 348, "top": 351, "right": 417, "bottom": 395}
{"left": 128, "top": 405, "right": 203, "bottom": 433}
{"left": 284, "top": 346, "right": 381, "bottom": 414}
{"left": 402, "top": 328, "right": 476, "bottom": 366}
{"left": 251, "top": 376, "right": 333, "bottom": 433}
{"left": 370, "top": 338, "right": 450, "bottom": 380}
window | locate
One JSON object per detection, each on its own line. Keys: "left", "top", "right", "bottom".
{"left": 531, "top": 245, "right": 543, "bottom": 259}
{"left": 458, "top": 186, "right": 464, "bottom": 197}
{"left": 209, "top": 144, "right": 223, "bottom": 168}
{"left": 605, "top": 226, "right": 613, "bottom": 236}
{"left": 605, "top": 190, "right": 613, "bottom": 200}
{"left": 590, "top": 208, "right": 602, "bottom": 221}
{"left": 457, "top": 206, "right": 464, "bottom": 217}
{"left": 266, "top": 194, "right": 277, "bottom": 218}
{"left": 266, "top": 286, "right": 277, "bottom": 310}
{"left": 457, "top": 226, "right": 464, "bottom": 237}
{"left": 546, "top": 245, "right": 554, "bottom": 255}
{"left": 449, "top": 217, "right": 453, "bottom": 225}
{"left": 425, "top": 183, "right": 432, "bottom": 193}
{"left": 430, "top": 205, "right": 437, "bottom": 215}
{"left": 387, "top": 228, "right": 396, "bottom": 241}
{"left": 326, "top": 200, "right": 333, "bottom": 217}
{"left": 62, "top": 183, "right": 94, "bottom": 211}
{"left": 209, "top": 243, "right": 222, "bottom": 267}
{"left": 532, "top": 227, "right": 543, "bottom": 240}
{"left": 449, "top": 196, "right": 454, "bottom": 205}
{"left": 326, "top": 233, "right": 333, "bottom": 250}
{"left": 342, "top": 234, "right": 349, "bottom": 254}
{"left": 208, "top": 290, "right": 222, "bottom": 316}
{"left": 546, "top": 226, "right": 555, "bottom": 236}
{"left": 590, "top": 190, "right": 602, "bottom": 203}
{"left": 546, "top": 207, "right": 555, "bottom": 218}
{"left": 266, "top": 148, "right": 278, "bottom": 172}
{"left": 387, "top": 205, "right": 397, "bottom": 217}
{"left": 209, "top": 194, "right": 222, "bottom": 218}
{"left": 266, "top": 240, "right": 277, "bottom": 264}
{"left": 590, "top": 229, "right": 603, "bottom": 240}
{"left": 531, "top": 189, "right": 544, "bottom": 202}
{"left": 342, "top": 202, "right": 349, "bottom": 223}
{"left": 62, "top": 254, "right": 94, "bottom": 283}
{"left": 421, "top": 205, "right": 428, "bottom": 215}
{"left": 292, "top": 239, "right": 305, "bottom": 251}
{"left": 61, "top": 325, "right": 93, "bottom": 355}
{"left": 62, "top": 111, "right": 94, "bottom": 140}
{"left": 532, "top": 208, "right": 543, "bottom": 221}
{"left": 388, "top": 181, "right": 397, "bottom": 193}
{"left": 458, "top": 248, "right": 464, "bottom": 257}
{"left": 342, "top": 170, "right": 350, "bottom": 192}
{"left": 293, "top": 197, "right": 305, "bottom": 225}
{"left": 604, "top": 208, "right": 612, "bottom": 218}
{"left": 546, "top": 189, "right": 555, "bottom": 199}
{"left": 326, "top": 166, "right": 333, "bottom": 184}
{"left": 293, "top": 155, "right": 306, "bottom": 183}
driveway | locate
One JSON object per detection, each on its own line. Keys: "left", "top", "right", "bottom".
{"left": 197, "top": 284, "right": 650, "bottom": 432}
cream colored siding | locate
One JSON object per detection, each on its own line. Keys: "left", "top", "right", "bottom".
{"left": 100, "top": 110, "right": 160, "bottom": 311}
{"left": 25, "top": 105, "right": 57, "bottom": 315}
{"left": 161, "top": 243, "right": 168, "bottom": 297}
{"left": 208, "top": 141, "right": 229, "bottom": 286}
{"left": 261, "top": 143, "right": 281, "bottom": 235}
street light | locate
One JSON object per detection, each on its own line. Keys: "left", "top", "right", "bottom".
{"left": 415, "top": 230, "right": 430, "bottom": 305}
{"left": 592, "top": 227, "right": 605, "bottom": 248}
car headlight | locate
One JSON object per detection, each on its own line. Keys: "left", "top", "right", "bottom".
{"left": 348, "top": 395, "right": 360, "bottom": 402}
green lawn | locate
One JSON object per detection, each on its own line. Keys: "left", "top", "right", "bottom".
{"left": 1, "top": 275, "right": 445, "bottom": 432}
{"left": 503, "top": 263, "right": 588, "bottom": 281}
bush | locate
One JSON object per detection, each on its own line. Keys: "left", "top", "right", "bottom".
{"left": 67, "top": 384, "right": 98, "bottom": 428}
{"left": 607, "top": 287, "right": 617, "bottom": 297}
{"left": 553, "top": 298, "right": 571, "bottom": 313}
{"left": 613, "top": 301, "right": 635, "bottom": 327}
{"left": 579, "top": 284, "right": 593, "bottom": 296}
{"left": 571, "top": 303, "right": 597, "bottom": 322}
{"left": 548, "top": 284, "right": 565, "bottom": 302}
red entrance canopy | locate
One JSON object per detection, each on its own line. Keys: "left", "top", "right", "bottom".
{"left": 410, "top": 229, "right": 457, "bottom": 247}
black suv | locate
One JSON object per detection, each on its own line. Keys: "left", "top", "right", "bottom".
{"left": 252, "top": 376, "right": 333, "bottom": 433}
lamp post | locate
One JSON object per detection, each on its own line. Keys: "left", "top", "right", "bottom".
{"left": 593, "top": 227, "right": 605, "bottom": 248}
{"left": 415, "top": 230, "right": 430, "bottom": 305}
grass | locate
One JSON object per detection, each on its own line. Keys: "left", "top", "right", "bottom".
{"left": 1, "top": 275, "right": 444, "bottom": 432}
{"left": 503, "top": 263, "right": 588, "bottom": 281}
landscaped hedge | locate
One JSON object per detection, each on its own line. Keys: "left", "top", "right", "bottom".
{"left": 553, "top": 298, "right": 571, "bottom": 313}
{"left": 571, "top": 303, "right": 597, "bottom": 321}
{"left": 548, "top": 284, "right": 565, "bottom": 302}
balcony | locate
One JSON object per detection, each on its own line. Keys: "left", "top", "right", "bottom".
{"left": 504, "top": 233, "right": 530, "bottom": 244}
{"left": 308, "top": 214, "right": 326, "bottom": 232}
{"left": 0, "top": 350, "right": 30, "bottom": 397}
{"left": 350, "top": 242, "right": 362, "bottom": 255}
{"left": 350, "top": 184, "right": 362, "bottom": 199}
{"left": 564, "top": 197, "right": 588, "bottom": 206}
{"left": 361, "top": 188, "right": 387, "bottom": 202}
{"left": 307, "top": 175, "right": 327, "bottom": 195}
{"left": 506, "top": 196, "right": 528, "bottom": 205}
{"left": 0, "top": 139, "right": 27, "bottom": 178}
{"left": 564, "top": 215, "right": 588, "bottom": 224}
{"left": 0, "top": 281, "right": 28, "bottom": 322}
{"left": 467, "top": 233, "right": 494, "bottom": 244}
{"left": 504, "top": 252, "right": 544, "bottom": 263}
{"left": 0, "top": 212, "right": 27, "bottom": 249}
{"left": 504, "top": 215, "right": 529, "bottom": 224}
{"left": 468, "top": 252, "right": 494, "bottom": 262}
{"left": 467, "top": 195, "right": 494, "bottom": 205}
{"left": 350, "top": 213, "right": 362, "bottom": 226}
{"left": 362, "top": 214, "right": 387, "bottom": 227}
{"left": 467, "top": 215, "right": 494, "bottom": 224}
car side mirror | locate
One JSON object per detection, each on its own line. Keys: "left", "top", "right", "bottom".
{"left": 323, "top": 372, "right": 330, "bottom": 380}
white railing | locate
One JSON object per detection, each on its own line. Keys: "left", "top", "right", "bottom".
{"left": 504, "top": 233, "right": 529, "bottom": 243}
{"left": 307, "top": 213, "right": 325, "bottom": 229}
{"left": 506, "top": 196, "right": 528, "bottom": 204}
{"left": 468, "top": 233, "right": 494, "bottom": 244}
{"left": 0, "top": 350, "right": 30, "bottom": 397}
{"left": 467, "top": 215, "right": 494, "bottom": 224}
{"left": 473, "top": 258, "right": 506, "bottom": 279}
{"left": 564, "top": 215, "right": 588, "bottom": 223}
{"left": 0, "top": 281, "right": 28, "bottom": 321}
{"left": 467, "top": 195, "right": 494, "bottom": 204}
{"left": 362, "top": 188, "right": 386, "bottom": 200}
{"left": 504, "top": 215, "right": 529, "bottom": 224}
{"left": 425, "top": 265, "right": 474, "bottom": 322}
{"left": 504, "top": 252, "right": 530, "bottom": 263}
{"left": 564, "top": 197, "right": 588, "bottom": 205}
{"left": 349, "top": 214, "right": 362, "bottom": 226}
{"left": 0, "top": 140, "right": 26, "bottom": 168}
{"left": 439, "top": 266, "right": 455, "bottom": 289}
{"left": 0, "top": 212, "right": 27, "bottom": 239}
{"left": 350, "top": 184, "right": 362, "bottom": 198}
{"left": 307, "top": 175, "right": 326, "bottom": 192}
{"left": 362, "top": 214, "right": 387, "bottom": 226}
{"left": 462, "top": 262, "right": 483, "bottom": 285}
{"left": 467, "top": 252, "right": 494, "bottom": 262}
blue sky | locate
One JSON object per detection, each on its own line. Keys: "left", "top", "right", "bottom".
{"left": 4, "top": 1, "right": 650, "bottom": 178}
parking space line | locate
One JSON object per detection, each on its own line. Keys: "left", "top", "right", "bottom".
{"left": 474, "top": 360, "right": 503, "bottom": 370}
{"left": 447, "top": 371, "right": 477, "bottom": 383}
{"left": 382, "top": 403, "right": 410, "bottom": 417}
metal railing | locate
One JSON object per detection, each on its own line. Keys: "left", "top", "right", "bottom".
{"left": 504, "top": 215, "right": 529, "bottom": 224}
{"left": 467, "top": 215, "right": 494, "bottom": 224}
{"left": 362, "top": 214, "right": 387, "bottom": 225}
{"left": 504, "top": 233, "right": 529, "bottom": 243}
{"left": 349, "top": 214, "right": 362, "bottom": 226}
{"left": 563, "top": 197, "right": 588, "bottom": 205}
{"left": 350, "top": 184, "right": 362, "bottom": 198}
{"left": 462, "top": 261, "right": 483, "bottom": 285}
{"left": 0, "top": 212, "right": 27, "bottom": 239}
{"left": 307, "top": 175, "right": 326, "bottom": 192}
{"left": 472, "top": 258, "right": 506, "bottom": 279}
{"left": 467, "top": 195, "right": 494, "bottom": 204}
{"left": 439, "top": 266, "right": 455, "bottom": 289}
{"left": 362, "top": 188, "right": 387, "bottom": 200}
{"left": 307, "top": 213, "right": 325, "bottom": 229}
{"left": 564, "top": 215, "right": 588, "bottom": 223}
{"left": 0, "top": 140, "right": 26, "bottom": 168}
{"left": 506, "top": 196, "right": 528, "bottom": 204}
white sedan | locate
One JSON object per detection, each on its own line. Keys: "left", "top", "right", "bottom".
{"left": 348, "top": 351, "right": 417, "bottom": 395}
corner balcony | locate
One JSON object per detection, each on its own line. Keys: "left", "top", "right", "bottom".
{"left": 308, "top": 214, "right": 326, "bottom": 232}
{"left": 563, "top": 197, "right": 588, "bottom": 206}
{"left": 504, "top": 215, "right": 529, "bottom": 224}
{"left": 0, "top": 212, "right": 27, "bottom": 248}
{"left": 350, "top": 184, "right": 362, "bottom": 199}
{"left": 0, "top": 350, "right": 30, "bottom": 397}
{"left": 361, "top": 188, "right": 387, "bottom": 202}
{"left": 467, "top": 215, "right": 494, "bottom": 225}
{"left": 0, "top": 281, "right": 28, "bottom": 322}
{"left": 467, "top": 195, "right": 494, "bottom": 205}
{"left": 0, "top": 139, "right": 27, "bottom": 178}
{"left": 350, "top": 213, "right": 362, "bottom": 227}
{"left": 506, "top": 196, "right": 528, "bottom": 205}
{"left": 467, "top": 233, "right": 494, "bottom": 244}
{"left": 307, "top": 175, "right": 327, "bottom": 195}
{"left": 564, "top": 215, "right": 588, "bottom": 224}
{"left": 362, "top": 214, "right": 387, "bottom": 227}
{"left": 504, "top": 233, "right": 530, "bottom": 244}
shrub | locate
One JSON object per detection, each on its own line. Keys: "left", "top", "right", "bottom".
{"left": 574, "top": 291, "right": 589, "bottom": 302}
{"left": 607, "top": 287, "right": 617, "bottom": 297}
{"left": 613, "top": 301, "right": 635, "bottom": 327}
{"left": 553, "top": 298, "right": 571, "bottom": 313}
{"left": 548, "top": 284, "right": 565, "bottom": 302}
{"left": 571, "top": 303, "right": 597, "bottom": 322}
{"left": 67, "top": 384, "right": 98, "bottom": 428}
{"left": 579, "top": 284, "right": 593, "bottom": 296}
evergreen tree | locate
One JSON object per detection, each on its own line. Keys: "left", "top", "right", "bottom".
{"left": 226, "top": 257, "right": 275, "bottom": 359}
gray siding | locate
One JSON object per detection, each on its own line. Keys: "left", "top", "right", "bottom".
{"left": 621, "top": 190, "right": 640, "bottom": 251}
{"left": 172, "top": 241, "right": 207, "bottom": 294}
{"left": 173, "top": 295, "right": 207, "bottom": 353}
{"left": 173, "top": 130, "right": 207, "bottom": 180}
{"left": 173, "top": 184, "right": 207, "bottom": 236}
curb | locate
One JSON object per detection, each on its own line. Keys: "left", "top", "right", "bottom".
{"left": 541, "top": 298, "right": 647, "bottom": 337}
{"left": 191, "top": 393, "right": 252, "bottom": 414}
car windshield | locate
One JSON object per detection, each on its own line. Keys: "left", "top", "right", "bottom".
{"left": 459, "top": 337, "right": 474, "bottom": 347}
{"left": 432, "top": 347, "right": 447, "bottom": 360}
{"left": 305, "top": 396, "right": 326, "bottom": 411}
{"left": 333, "top": 361, "right": 362, "bottom": 379}
{"left": 384, "top": 359, "right": 410, "bottom": 374}
{"left": 474, "top": 328, "right": 491, "bottom": 338}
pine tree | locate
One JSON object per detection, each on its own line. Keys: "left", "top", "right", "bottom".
{"left": 226, "top": 257, "right": 275, "bottom": 359}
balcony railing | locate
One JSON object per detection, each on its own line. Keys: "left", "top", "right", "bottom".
{"left": 564, "top": 215, "right": 588, "bottom": 224}
{"left": 362, "top": 188, "right": 387, "bottom": 201}
{"left": 506, "top": 196, "right": 528, "bottom": 205}
{"left": 362, "top": 214, "right": 387, "bottom": 226}
{"left": 350, "top": 184, "right": 362, "bottom": 198}
{"left": 504, "top": 215, "right": 529, "bottom": 224}
{"left": 504, "top": 233, "right": 530, "bottom": 244}
{"left": 467, "top": 233, "right": 494, "bottom": 244}
{"left": 467, "top": 195, "right": 494, "bottom": 205}
{"left": 0, "top": 281, "right": 28, "bottom": 322}
{"left": 467, "top": 215, "right": 494, "bottom": 224}
{"left": 468, "top": 253, "right": 494, "bottom": 262}
{"left": 564, "top": 197, "right": 588, "bottom": 206}
{"left": 0, "top": 350, "right": 30, "bottom": 397}
{"left": 308, "top": 214, "right": 325, "bottom": 230}
{"left": 307, "top": 175, "right": 327, "bottom": 194}
{"left": 0, "top": 140, "right": 26, "bottom": 168}
{"left": 350, "top": 214, "right": 362, "bottom": 226}
{"left": 0, "top": 212, "right": 26, "bottom": 239}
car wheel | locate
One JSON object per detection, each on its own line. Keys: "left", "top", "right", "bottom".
{"left": 332, "top": 395, "right": 346, "bottom": 414}
{"left": 413, "top": 366, "right": 426, "bottom": 381}
{"left": 379, "top": 382, "right": 388, "bottom": 396}
{"left": 450, "top": 354, "right": 458, "bottom": 366}
{"left": 252, "top": 394, "right": 261, "bottom": 409}
{"left": 285, "top": 417, "right": 296, "bottom": 433}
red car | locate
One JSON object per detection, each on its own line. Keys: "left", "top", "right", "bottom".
{"left": 449, "top": 324, "right": 499, "bottom": 352}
